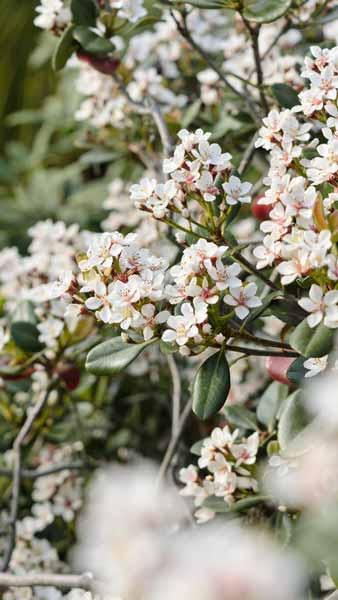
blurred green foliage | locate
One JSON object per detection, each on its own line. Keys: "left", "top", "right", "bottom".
{"left": 0, "top": 0, "right": 56, "bottom": 149}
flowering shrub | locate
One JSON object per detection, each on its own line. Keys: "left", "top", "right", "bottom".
{"left": 1, "top": 0, "right": 338, "bottom": 598}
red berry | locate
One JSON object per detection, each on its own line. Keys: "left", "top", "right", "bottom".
{"left": 252, "top": 195, "right": 272, "bottom": 221}
{"left": 265, "top": 356, "right": 294, "bottom": 385}
{"left": 57, "top": 364, "right": 81, "bottom": 391}
{"left": 77, "top": 51, "right": 120, "bottom": 75}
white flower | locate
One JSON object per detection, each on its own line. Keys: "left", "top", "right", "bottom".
{"left": 231, "top": 432, "right": 259, "bottom": 466}
{"left": 136, "top": 304, "right": 170, "bottom": 340}
{"left": 110, "top": 0, "right": 147, "bottom": 22}
{"left": 130, "top": 178, "right": 157, "bottom": 202}
{"left": 204, "top": 259, "right": 241, "bottom": 291}
{"left": 224, "top": 282, "right": 262, "bottom": 320}
{"left": 222, "top": 176, "right": 252, "bottom": 206}
{"left": 304, "top": 356, "right": 328, "bottom": 378}
{"left": 37, "top": 317, "right": 63, "bottom": 347}
{"left": 34, "top": 0, "right": 70, "bottom": 30}
{"left": 161, "top": 298, "right": 207, "bottom": 346}
{"left": 254, "top": 236, "right": 282, "bottom": 270}
{"left": 298, "top": 284, "right": 338, "bottom": 328}
{"left": 195, "top": 171, "right": 218, "bottom": 202}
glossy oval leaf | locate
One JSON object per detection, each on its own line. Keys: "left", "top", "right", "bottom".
{"left": 10, "top": 321, "right": 44, "bottom": 353}
{"left": 85, "top": 336, "right": 157, "bottom": 375}
{"left": 289, "top": 319, "right": 334, "bottom": 358}
{"left": 286, "top": 356, "right": 307, "bottom": 384}
{"left": 257, "top": 381, "right": 288, "bottom": 432}
{"left": 52, "top": 24, "right": 77, "bottom": 71}
{"left": 271, "top": 83, "right": 299, "bottom": 109}
{"left": 224, "top": 405, "right": 259, "bottom": 431}
{"left": 73, "top": 27, "right": 115, "bottom": 55}
{"left": 242, "top": 0, "right": 292, "bottom": 23}
{"left": 278, "top": 390, "right": 310, "bottom": 452}
{"left": 268, "top": 298, "right": 307, "bottom": 326}
{"left": 192, "top": 350, "right": 230, "bottom": 420}
{"left": 71, "top": 0, "right": 99, "bottom": 26}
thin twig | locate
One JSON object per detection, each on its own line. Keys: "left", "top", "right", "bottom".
{"left": 233, "top": 251, "right": 280, "bottom": 292}
{"left": 0, "top": 573, "right": 94, "bottom": 590}
{"left": 224, "top": 344, "right": 298, "bottom": 358}
{"left": 0, "top": 463, "right": 93, "bottom": 480}
{"left": 243, "top": 20, "right": 269, "bottom": 115}
{"left": 157, "top": 398, "right": 192, "bottom": 485}
{"left": 146, "top": 97, "right": 173, "bottom": 159}
{"left": 166, "top": 355, "right": 181, "bottom": 437}
{"left": 111, "top": 73, "right": 173, "bottom": 158}
{"left": 238, "top": 132, "right": 259, "bottom": 176}
{"left": 171, "top": 10, "right": 260, "bottom": 122}
{"left": 1, "top": 381, "right": 57, "bottom": 572}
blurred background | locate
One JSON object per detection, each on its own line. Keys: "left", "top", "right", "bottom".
{"left": 0, "top": 0, "right": 110, "bottom": 252}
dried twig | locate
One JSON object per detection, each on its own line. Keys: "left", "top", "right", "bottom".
{"left": 1, "top": 381, "right": 57, "bottom": 572}
{"left": 111, "top": 73, "right": 173, "bottom": 158}
{"left": 243, "top": 20, "right": 269, "bottom": 115}
{"left": 157, "top": 398, "right": 192, "bottom": 485}
{"left": 0, "top": 573, "right": 94, "bottom": 591}
{"left": 0, "top": 462, "right": 93, "bottom": 480}
{"left": 166, "top": 354, "right": 181, "bottom": 437}
{"left": 171, "top": 10, "right": 260, "bottom": 123}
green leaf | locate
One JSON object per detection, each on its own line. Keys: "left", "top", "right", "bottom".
{"left": 182, "top": 100, "right": 202, "bottom": 128}
{"left": 278, "top": 390, "right": 310, "bottom": 453}
{"left": 203, "top": 494, "right": 268, "bottom": 513}
{"left": 71, "top": 0, "right": 99, "bottom": 26}
{"left": 123, "top": 16, "right": 161, "bottom": 37}
{"left": 224, "top": 405, "right": 259, "bottom": 431}
{"left": 52, "top": 24, "right": 77, "bottom": 71}
{"left": 316, "top": 6, "right": 338, "bottom": 24}
{"left": 268, "top": 298, "right": 307, "bottom": 326}
{"left": 242, "top": 0, "right": 292, "bottom": 23}
{"left": 10, "top": 322, "right": 44, "bottom": 353}
{"left": 192, "top": 351, "right": 230, "bottom": 420}
{"left": 286, "top": 357, "right": 307, "bottom": 385}
{"left": 257, "top": 381, "right": 288, "bottom": 432}
{"left": 85, "top": 336, "right": 157, "bottom": 375}
{"left": 190, "top": 440, "right": 204, "bottom": 456}
{"left": 180, "top": 0, "right": 231, "bottom": 8}
{"left": 243, "top": 291, "right": 280, "bottom": 326}
{"left": 73, "top": 26, "right": 115, "bottom": 55}
{"left": 11, "top": 301, "right": 37, "bottom": 325}
{"left": 289, "top": 319, "right": 334, "bottom": 358}
{"left": 271, "top": 83, "right": 299, "bottom": 109}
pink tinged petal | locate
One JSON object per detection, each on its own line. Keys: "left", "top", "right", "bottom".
{"left": 235, "top": 305, "right": 249, "bottom": 320}
{"left": 99, "top": 306, "right": 112, "bottom": 323}
{"left": 307, "top": 311, "right": 323, "bottom": 328}
{"left": 85, "top": 297, "right": 102, "bottom": 310}
{"left": 162, "top": 330, "right": 176, "bottom": 343}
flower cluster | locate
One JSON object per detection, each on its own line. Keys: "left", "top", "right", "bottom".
{"left": 253, "top": 47, "right": 338, "bottom": 347}
{"left": 179, "top": 425, "right": 259, "bottom": 523}
{"left": 34, "top": 0, "right": 71, "bottom": 32}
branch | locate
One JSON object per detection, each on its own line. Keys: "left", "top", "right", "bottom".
{"left": 232, "top": 251, "right": 280, "bottom": 292}
{"left": 171, "top": 11, "right": 260, "bottom": 123}
{"left": 112, "top": 73, "right": 173, "bottom": 158}
{"left": 166, "top": 354, "right": 181, "bottom": 437}
{"left": 224, "top": 344, "right": 298, "bottom": 358}
{"left": 1, "top": 381, "right": 57, "bottom": 572}
{"left": 0, "top": 462, "right": 93, "bottom": 480}
{"left": 0, "top": 573, "right": 94, "bottom": 591}
{"left": 238, "top": 132, "right": 259, "bottom": 177}
{"left": 243, "top": 21, "right": 269, "bottom": 115}
{"left": 157, "top": 398, "right": 192, "bottom": 485}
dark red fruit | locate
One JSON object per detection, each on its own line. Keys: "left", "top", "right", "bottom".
{"left": 57, "top": 364, "right": 81, "bottom": 391}
{"left": 77, "top": 51, "right": 120, "bottom": 75}
{"left": 252, "top": 195, "right": 272, "bottom": 221}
